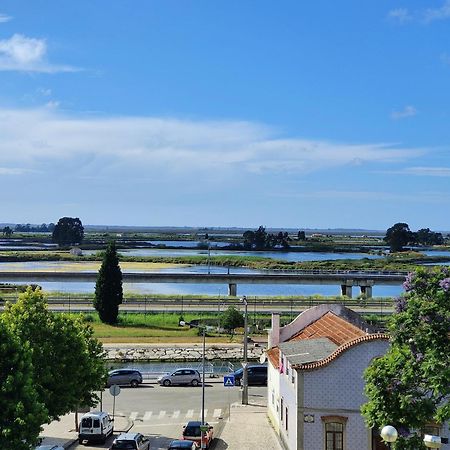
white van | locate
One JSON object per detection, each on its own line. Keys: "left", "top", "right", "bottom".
{"left": 78, "top": 411, "right": 114, "bottom": 444}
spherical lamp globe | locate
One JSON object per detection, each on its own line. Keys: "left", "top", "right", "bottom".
{"left": 380, "top": 425, "right": 398, "bottom": 443}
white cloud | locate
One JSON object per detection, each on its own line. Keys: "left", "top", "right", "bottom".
{"left": 0, "top": 13, "right": 12, "bottom": 23}
{"left": 0, "top": 34, "right": 78, "bottom": 73}
{"left": 0, "top": 106, "right": 425, "bottom": 180}
{"left": 424, "top": 0, "right": 450, "bottom": 22}
{"left": 285, "top": 190, "right": 448, "bottom": 203}
{"left": 391, "top": 105, "right": 417, "bottom": 120}
{"left": 401, "top": 166, "right": 450, "bottom": 177}
{"left": 0, "top": 167, "right": 28, "bottom": 175}
{"left": 387, "top": 8, "right": 412, "bottom": 23}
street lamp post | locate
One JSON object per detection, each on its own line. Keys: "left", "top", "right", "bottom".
{"left": 241, "top": 295, "right": 248, "bottom": 405}
{"left": 180, "top": 320, "right": 207, "bottom": 449}
{"left": 380, "top": 425, "right": 398, "bottom": 449}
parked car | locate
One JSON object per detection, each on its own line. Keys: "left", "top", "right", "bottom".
{"left": 107, "top": 369, "right": 143, "bottom": 388}
{"left": 78, "top": 411, "right": 114, "bottom": 445}
{"left": 158, "top": 368, "right": 201, "bottom": 386}
{"left": 232, "top": 364, "right": 267, "bottom": 386}
{"left": 167, "top": 439, "right": 197, "bottom": 449}
{"left": 109, "top": 432, "right": 150, "bottom": 450}
{"left": 35, "top": 446, "right": 64, "bottom": 450}
{"left": 182, "top": 421, "right": 214, "bottom": 449}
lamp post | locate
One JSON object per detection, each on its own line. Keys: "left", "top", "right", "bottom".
{"left": 180, "top": 320, "right": 206, "bottom": 449}
{"left": 241, "top": 295, "right": 248, "bottom": 405}
{"left": 380, "top": 425, "right": 398, "bottom": 449}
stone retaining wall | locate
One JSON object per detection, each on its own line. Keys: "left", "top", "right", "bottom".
{"left": 104, "top": 344, "right": 266, "bottom": 362}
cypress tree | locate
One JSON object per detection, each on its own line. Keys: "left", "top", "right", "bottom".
{"left": 94, "top": 241, "right": 123, "bottom": 324}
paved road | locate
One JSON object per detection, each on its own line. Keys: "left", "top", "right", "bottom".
{"left": 71, "top": 381, "right": 266, "bottom": 449}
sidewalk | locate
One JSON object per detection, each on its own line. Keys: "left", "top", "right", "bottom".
{"left": 39, "top": 413, "right": 132, "bottom": 449}
{"left": 214, "top": 395, "right": 283, "bottom": 450}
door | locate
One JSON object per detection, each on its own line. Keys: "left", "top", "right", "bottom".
{"left": 171, "top": 370, "right": 186, "bottom": 385}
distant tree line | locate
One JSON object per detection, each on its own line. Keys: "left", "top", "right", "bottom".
{"left": 384, "top": 222, "right": 444, "bottom": 252}
{"left": 14, "top": 223, "right": 55, "bottom": 232}
{"left": 243, "top": 226, "right": 290, "bottom": 250}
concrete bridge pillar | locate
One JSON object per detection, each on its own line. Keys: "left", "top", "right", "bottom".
{"left": 360, "top": 285, "right": 373, "bottom": 298}
{"left": 228, "top": 283, "right": 237, "bottom": 296}
{"left": 341, "top": 284, "right": 353, "bottom": 298}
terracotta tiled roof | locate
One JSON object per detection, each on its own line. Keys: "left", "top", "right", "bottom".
{"left": 289, "top": 311, "right": 367, "bottom": 345}
{"left": 267, "top": 347, "right": 280, "bottom": 369}
{"left": 292, "top": 334, "right": 390, "bottom": 371}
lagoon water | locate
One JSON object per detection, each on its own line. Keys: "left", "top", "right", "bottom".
{"left": 0, "top": 260, "right": 404, "bottom": 297}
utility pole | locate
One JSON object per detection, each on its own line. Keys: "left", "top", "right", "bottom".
{"left": 241, "top": 295, "right": 248, "bottom": 405}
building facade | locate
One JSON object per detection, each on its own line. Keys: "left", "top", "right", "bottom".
{"left": 267, "top": 304, "right": 391, "bottom": 450}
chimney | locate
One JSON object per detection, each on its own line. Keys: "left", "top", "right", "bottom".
{"left": 269, "top": 313, "right": 280, "bottom": 348}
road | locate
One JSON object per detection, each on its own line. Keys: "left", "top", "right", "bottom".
{"left": 71, "top": 380, "right": 267, "bottom": 450}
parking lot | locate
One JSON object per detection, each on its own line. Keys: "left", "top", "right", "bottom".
{"left": 71, "top": 380, "right": 267, "bottom": 450}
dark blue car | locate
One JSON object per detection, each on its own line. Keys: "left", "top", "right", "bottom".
{"left": 168, "top": 440, "right": 197, "bottom": 449}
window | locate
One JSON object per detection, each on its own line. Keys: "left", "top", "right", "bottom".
{"left": 286, "top": 361, "right": 289, "bottom": 376}
{"left": 322, "top": 416, "right": 347, "bottom": 450}
{"left": 280, "top": 398, "right": 284, "bottom": 422}
{"left": 285, "top": 407, "right": 289, "bottom": 431}
{"left": 325, "top": 423, "right": 343, "bottom": 450}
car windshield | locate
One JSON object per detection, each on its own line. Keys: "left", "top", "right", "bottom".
{"left": 184, "top": 425, "right": 201, "bottom": 436}
{"left": 111, "top": 441, "right": 137, "bottom": 449}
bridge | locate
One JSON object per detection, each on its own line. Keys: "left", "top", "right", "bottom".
{"left": 0, "top": 269, "right": 408, "bottom": 298}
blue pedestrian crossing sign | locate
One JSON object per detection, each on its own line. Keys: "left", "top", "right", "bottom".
{"left": 223, "top": 375, "right": 235, "bottom": 387}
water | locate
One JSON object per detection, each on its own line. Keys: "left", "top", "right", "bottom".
{"left": 85, "top": 247, "right": 383, "bottom": 261}
{"left": 108, "top": 361, "right": 238, "bottom": 377}
{"left": 0, "top": 260, "right": 405, "bottom": 297}
{"left": 146, "top": 240, "right": 230, "bottom": 248}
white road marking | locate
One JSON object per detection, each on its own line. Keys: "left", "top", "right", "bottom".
{"left": 172, "top": 410, "right": 180, "bottom": 418}
{"left": 129, "top": 411, "right": 139, "bottom": 421}
{"left": 199, "top": 409, "right": 208, "bottom": 418}
{"left": 213, "top": 408, "right": 222, "bottom": 417}
{"left": 186, "top": 409, "right": 194, "bottom": 418}
{"left": 158, "top": 410, "right": 166, "bottom": 419}
{"left": 143, "top": 411, "right": 153, "bottom": 421}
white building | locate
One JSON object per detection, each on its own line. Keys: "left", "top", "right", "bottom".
{"left": 267, "top": 304, "right": 390, "bottom": 450}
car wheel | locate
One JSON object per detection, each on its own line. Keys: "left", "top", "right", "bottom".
{"left": 78, "top": 439, "right": 83, "bottom": 444}
{"left": 191, "top": 379, "right": 199, "bottom": 386}
{"left": 130, "top": 379, "right": 139, "bottom": 388}
{"left": 163, "top": 379, "right": 171, "bottom": 387}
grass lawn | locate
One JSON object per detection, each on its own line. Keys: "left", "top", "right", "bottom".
{"left": 84, "top": 312, "right": 247, "bottom": 344}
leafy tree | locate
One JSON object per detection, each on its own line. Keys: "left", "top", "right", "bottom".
{"left": 243, "top": 230, "right": 256, "bottom": 249}
{"left": 414, "top": 228, "right": 444, "bottom": 246}
{"left": 297, "top": 230, "right": 306, "bottom": 240}
{"left": 3, "top": 287, "right": 106, "bottom": 421}
{"left": 2, "top": 225, "right": 13, "bottom": 237}
{"left": 221, "top": 306, "right": 244, "bottom": 333}
{"left": 52, "top": 217, "right": 84, "bottom": 246}
{"left": 94, "top": 241, "right": 123, "bottom": 324}
{"left": 362, "top": 267, "right": 450, "bottom": 450}
{"left": 384, "top": 222, "right": 414, "bottom": 252}
{"left": 254, "top": 225, "right": 267, "bottom": 250}
{"left": 0, "top": 319, "right": 47, "bottom": 450}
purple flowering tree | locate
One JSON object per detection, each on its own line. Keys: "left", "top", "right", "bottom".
{"left": 362, "top": 266, "right": 450, "bottom": 450}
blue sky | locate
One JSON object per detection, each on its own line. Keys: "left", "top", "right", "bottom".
{"left": 0, "top": 1, "right": 449, "bottom": 230}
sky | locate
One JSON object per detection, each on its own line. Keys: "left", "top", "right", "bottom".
{"left": 0, "top": 1, "right": 449, "bottom": 231}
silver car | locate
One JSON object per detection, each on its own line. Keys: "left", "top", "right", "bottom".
{"left": 107, "top": 369, "right": 143, "bottom": 388}
{"left": 158, "top": 368, "right": 201, "bottom": 386}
